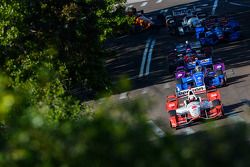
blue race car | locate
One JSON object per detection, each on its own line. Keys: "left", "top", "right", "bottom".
{"left": 201, "top": 60, "right": 227, "bottom": 87}
{"left": 185, "top": 57, "right": 213, "bottom": 71}
{"left": 176, "top": 60, "right": 226, "bottom": 93}
{"left": 214, "top": 26, "right": 224, "bottom": 41}
{"left": 196, "top": 17, "right": 240, "bottom": 45}
{"left": 175, "top": 66, "right": 205, "bottom": 93}
{"left": 176, "top": 74, "right": 194, "bottom": 93}
{"left": 196, "top": 28, "right": 219, "bottom": 46}
{"left": 205, "top": 68, "right": 227, "bottom": 87}
{"left": 224, "top": 20, "right": 240, "bottom": 41}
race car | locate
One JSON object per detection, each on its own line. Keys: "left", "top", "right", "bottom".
{"left": 204, "top": 60, "right": 227, "bottom": 87}
{"left": 174, "top": 51, "right": 210, "bottom": 80}
{"left": 196, "top": 16, "right": 240, "bottom": 44}
{"left": 185, "top": 56, "right": 213, "bottom": 70}
{"left": 224, "top": 20, "right": 240, "bottom": 41}
{"left": 168, "top": 41, "right": 212, "bottom": 73}
{"left": 126, "top": 7, "right": 155, "bottom": 33}
{"left": 166, "top": 86, "right": 224, "bottom": 128}
{"left": 187, "top": 58, "right": 227, "bottom": 87}
{"left": 196, "top": 29, "right": 219, "bottom": 46}
{"left": 175, "top": 66, "right": 205, "bottom": 95}
{"left": 168, "top": 7, "right": 206, "bottom": 36}
{"left": 203, "top": 15, "right": 228, "bottom": 29}
{"left": 126, "top": 7, "right": 166, "bottom": 33}
{"left": 133, "top": 15, "right": 154, "bottom": 32}
{"left": 205, "top": 68, "right": 227, "bottom": 87}
{"left": 189, "top": 40, "right": 202, "bottom": 50}
{"left": 214, "top": 26, "right": 225, "bottom": 41}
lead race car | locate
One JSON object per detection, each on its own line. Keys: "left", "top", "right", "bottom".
{"left": 166, "top": 86, "right": 224, "bottom": 128}
{"left": 168, "top": 7, "right": 206, "bottom": 36}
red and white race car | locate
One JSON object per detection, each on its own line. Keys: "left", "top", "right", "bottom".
{"left": 166, "top": 86, "right": 224, "bottom": 128}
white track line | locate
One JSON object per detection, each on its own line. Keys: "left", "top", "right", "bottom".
{"left": 229, "top": 2, "right": 250, "bottom": 7}
{"left": 145, "top": 39, "right": 156, "bottom": 76}
{"left": 140, "top": 2, "right": 148, "bottom": 7}
{"left": 148, "top": 120, "right": 165, "bottom": 138}
{"left": 119, "top": 92, "right": 128, "bottom": 100}
{"left": 127, "top": 4, "right": 133, "bottom": 8}
{"left": 200, "top": 3, "right": 209, "bottom": 7}
{"left": 184, "top": 127, "right": 195, "bottom": 135}
{"left": 212, "top": 0, "right": 218, "bottom": 15}
{"left": 142, "top": 88, "right": 148, "bottom": 94}
{"left": 126, "top": 0, "right": 146, "bottom": 4}
{"left": 164, "top": 83, "right": 170, "bottom": 89}
{"left": 160, "top": 9, "right": 168, "bottom": 13}
{"left": 156, "top": 0, "right": 163, "bottom": 4}
{"left": 227, "top": 115, "right": 245, "bottom": 123}
{"left": 139, "top": 38, "right": 152, "bottom": 77}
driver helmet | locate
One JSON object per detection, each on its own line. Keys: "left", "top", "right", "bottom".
{"left": 195, "top": 65, "right": 202, "bottom": 72}
{"left": 188, "top": 95, "right": 196, "bottom": 102}
{"left": 188, "top": 90, "right": 197, "bottom": 102}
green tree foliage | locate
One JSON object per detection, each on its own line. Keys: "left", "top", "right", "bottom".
{"left": 0, "top": 0, "right": 132, "bottom": 119}
{"left": 0, "top": 0, "right": 131, "bottom": 99}
{"left": 0, "top": 75, "right": 250, "bottom": 166}
{"left": 3, "top": 1, "right": 250, "bottom": 166}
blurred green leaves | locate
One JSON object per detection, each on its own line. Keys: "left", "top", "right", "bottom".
{"left": 1, "top": 1, "right": 250, "bottom": 167}
{"left": 0, "top": 1, "right": 24, "bottom": 46}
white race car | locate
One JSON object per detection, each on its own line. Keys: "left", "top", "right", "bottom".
{"left": 166, "top": 86, "right": 224, "bottom": 128}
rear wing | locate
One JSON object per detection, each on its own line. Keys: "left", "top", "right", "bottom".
{"left": 199, "top": 58, "right": 213, "bottom": 66}
{"left": 177, "top": 85, "right": 206, "bottom": 98}
{"left": 172, "top": 7, "right": 196, "bottom": 17}
{"left": 203, "top": 16, "right": 228, "bottom": 28}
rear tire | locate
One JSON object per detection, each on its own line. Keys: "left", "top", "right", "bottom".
{"left": 222, "top": 78, "right": 227, "bottom": 86}
{"left": 176, "top": 78, "right": 182, "bottom": 84}
{"left": 223, "top": 75, "right": 227, "bottom": 86}
{"left": 221, "top": 107, "right": 225, "bottom": 116}
{"left": 215, "top": 69, "right": 223, "bottom": 76}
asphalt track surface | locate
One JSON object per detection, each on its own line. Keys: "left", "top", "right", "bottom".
{"left": 105, "top": 0, "right": 250, "bottom": 135}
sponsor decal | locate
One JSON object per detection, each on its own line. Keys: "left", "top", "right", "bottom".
{"left": 168, "top": 103, "right": 175, "bottom": 107}
{"left": 192, "top": 105, "right": 197, "bottom": 109}
{"left": 201, "top": 58, "right": 209, "bottom": 62}
{"left": 178, "top": 73, "right": 183, "bottom": 77}
{"left": 177, "top": 85, "right": 206, "bottom": 97}
{"left": 211, "top": 93, "right": 217, "bottom": 97}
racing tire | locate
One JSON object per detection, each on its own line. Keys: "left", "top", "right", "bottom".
{"left": 176, "top": 78, "right": 182, "bottom": 84}
{"left": 212, "top": 99, "right": 221, "bottom": 107}
{"left": 216, "top": 70, "right": 223, "bottom": 76}
{"left": 222, "top": 78, "right": 227, "bottom": 87}
{"left": 221, "top": 107, "right": 225, "bottom": 116}
{"left": 223, "top": 75, "right": 227, "bottom": 86}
